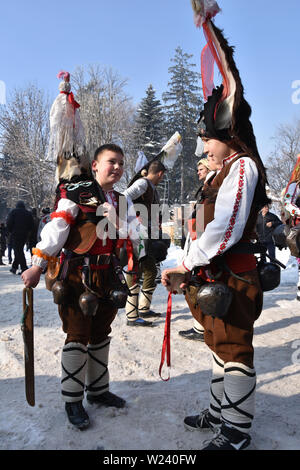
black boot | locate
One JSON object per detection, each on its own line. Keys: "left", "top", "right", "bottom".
{"left": 65, "top": 401, "right": 90, "bottom": 429}
{"left": 87, "top": 390, "right": 126, "bottom": 408}
{"left": 127, "top": 318, "right": 153, "bottom": 327}
{"left": 201, "top": 423, "right": 251, "bottom": 450}
{"left": 178, "top": 328, "right": 204, "bottom": 342}
{"left": 139, "top": 309, "right": 161, "bottom": 318}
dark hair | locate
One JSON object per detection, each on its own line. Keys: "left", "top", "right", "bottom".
{"left": 42, "top": 207, "right": 50, "bottom": 214}
{"left": 94, "top": 144, "right": 124, "bottom": 160}
{"left": 148, "top": 160, "right": 166, "bottom": 175}
{"left": 16, "top": 200, "right": 25, "bottom": 209}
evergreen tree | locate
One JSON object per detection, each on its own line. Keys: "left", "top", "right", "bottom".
{"left": 162, "top": 47, "right": 203, "bottom": 204}
{"left": 133, "top": 84, "right": 165, "bottom": 159}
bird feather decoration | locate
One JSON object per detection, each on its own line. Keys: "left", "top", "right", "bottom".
{"left": 160, "top": 132, "right": 183, "bottom": 170}
{"left": 47, "top": 71, "right": 91, "bottom": 182}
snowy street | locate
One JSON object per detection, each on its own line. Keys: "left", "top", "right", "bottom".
{"left": 0, "top": 246, "right": 299, "bottom": 450}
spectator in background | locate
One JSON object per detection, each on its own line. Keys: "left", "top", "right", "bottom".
{"left": 27, "top": 208, "right": 40, "bottom": 256}
{"left": 282, "top": 155, "right": 300, "bottom": 300}
{"left": 179, "top": 156, "right": 212, "bottom": 342}
{"left": 256, "top": 205, "right": 282, "bottom": 261}
{"left": 6, "top": 232, "right": 13, "bottom": 264}
{"left": 6, "top": 201, "right": 34, "bottom": 274}
{"left": 0, "top": 222, "right": 7, "bottom": 265}
{"left": 124, "top": 160, "right": 167, "bottom": 327}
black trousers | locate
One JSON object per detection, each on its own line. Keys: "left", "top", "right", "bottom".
{"left": 261, "top": 241, "right": 276, "bottom": 261}
{"left": 12, "top": 238, "right": 28, "bottom": 272}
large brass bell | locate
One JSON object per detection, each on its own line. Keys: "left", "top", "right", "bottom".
{"left": 109, "top": 289, "right": 128, "bottom": 308}
{"left": 196, "top": 282, "right": 233, "bottom": 318}
{"left": 51, "top": 280, "right": 69, "bottom": 305}
{"left": 79, "top": 291, "right": 99, "bottom": 317}
{"left": 257, "top": 260, "right": 281, "bottom": 292}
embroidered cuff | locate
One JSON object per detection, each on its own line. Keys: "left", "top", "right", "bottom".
{"left": 32, "top": 255, "right": 48, "bottom": 270}
{"left": 32, "top": 247, "right": 56, "bottom": 261}
{"left": 50, "top": 210, "right": 76, "bottom": 225}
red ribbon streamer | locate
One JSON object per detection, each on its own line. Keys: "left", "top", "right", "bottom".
{"left": 126, "top": 239, "right": 134, "bottom": 272}
{"left": 60, "top": 91, "right": 80, "bottom": 109}
{"left": 117, "top": 238, "right": 134, "bottom": 272}
{"left": 159, "top": 292, "right": 172, "bottom": 381}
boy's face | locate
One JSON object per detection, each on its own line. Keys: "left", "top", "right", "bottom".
{"left": 197, "top": 164, "right": 209, "bottom": 180}
{"left": 92, "top": 150, "right": 124, "bottom": 188}
{"left": 202, "top": 138, "right": 232, "bottom": 167}
{"left": 156, "top": 170, "right": 165, "bottom": 184}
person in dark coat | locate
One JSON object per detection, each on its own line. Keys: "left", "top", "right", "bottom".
{"left": 27, "top": 208, "right": 40, "bottom": 256}
{"left": 256, "top": 205, "right": 282, "bottom": 261}
{"left": 0, "top": 223, "right": 7, "bottom": 265}
{"left": 6, "top": 201, "right": 34, "bottom": 274}
{"left": 6, "top": 232, "right": 13, "bottom": 264}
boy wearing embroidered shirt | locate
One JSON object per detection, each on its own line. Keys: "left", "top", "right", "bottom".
{"left": 162, "top": 4, "right": 270, "bottom": 451}
{"left": 283, "top": 155, "right": 300, "bottom": 300}
{"left": 22, "top": 144, "right": 141, "bottom": 429}
{"left": 162, "top": 137, "right": 266, "bottom": 450}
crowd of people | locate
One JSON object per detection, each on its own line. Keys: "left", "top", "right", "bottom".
{"left": 1, "top": 142, "right": 299, "bottom": 449}
{"left": 0, "top": 205, "right": 50, "bottom": 273}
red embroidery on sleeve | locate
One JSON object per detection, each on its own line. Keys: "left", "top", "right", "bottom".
{"left": 182, "top": 261, "right": 191, "bottom": 272}
{"left": 51, "top": 211, "right": 76, "bottom": 225}
{"left": 216, "top": 159, "right": 245, "bottom": 256}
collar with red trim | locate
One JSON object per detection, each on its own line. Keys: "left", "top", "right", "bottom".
{"left": 222, "top": 152, "right": 240, "bottom": 168}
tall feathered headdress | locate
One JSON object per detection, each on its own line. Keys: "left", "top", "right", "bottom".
{"left": 128, "top": 132, "right": 182, "bottom": 186}
{"left": 191, "top": 0, "right": 271, "bottom": 209}
{"left": 190, "top": 0, "right": 258, "bottom": 155}
{"left": 47, "top": 71, "right": 91, "bottom": 182}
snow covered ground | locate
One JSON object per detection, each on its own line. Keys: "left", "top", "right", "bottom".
{"left": 0, "top": 246, "right": 299, "bottom": 451}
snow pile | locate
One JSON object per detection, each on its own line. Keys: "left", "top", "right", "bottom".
{"left": 0, "top": 246, "right": 299, "bottom": 450}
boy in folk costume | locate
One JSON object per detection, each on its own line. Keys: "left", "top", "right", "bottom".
{"left": 162, "top": 1, "right": 270, "bottom": 450}
{"left": 179, "top": 155, "right": 212, "bottom": 342}
{"left": 123, "top": 134, "right": 182, "bottom": 327}
{"left": 283, "top": 155, "right": 300, "bottom": 300}
{"left": 22, "top": 72, "right": 144, "bottom": 429}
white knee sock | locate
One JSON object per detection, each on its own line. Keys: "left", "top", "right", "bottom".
{"left": 61, "top": 342, "right": 87, "bottom": 403}
{"left": 221, "top": 362, "right": 256, "bottom": 433}
{"left": 125, "top": 283, "right": 140, "bottom": 320}
{"left": 138, "top": 287, "right": 155, "bottom": 314}
{"left": 85, "top": 339, "right": 110, "bottom": 396}
{"left": 209, "top": 352, "right": 224, "bottom": 420}
{"left": 193, "top": 318, "right": 204, "bottom": 334}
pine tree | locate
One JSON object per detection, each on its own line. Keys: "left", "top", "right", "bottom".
{"left": 133, "top": 84, "right": 165, "bottom": 159}
{"left": 162, "top": 47, "right": 203, "bottom": 204}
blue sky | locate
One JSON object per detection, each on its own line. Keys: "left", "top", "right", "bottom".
{"left": 1, "top": 0, "right": 300, "bottom": 163}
